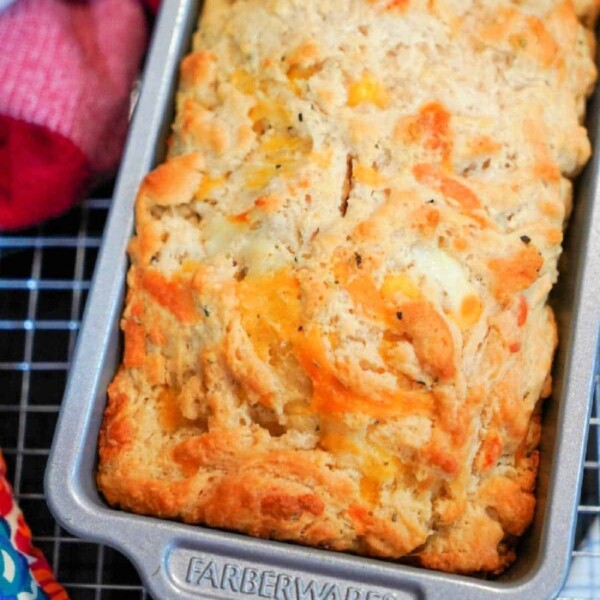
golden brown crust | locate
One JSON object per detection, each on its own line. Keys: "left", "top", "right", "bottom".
{"left": 97, "top": 0, "right": 597, "bottom": 575}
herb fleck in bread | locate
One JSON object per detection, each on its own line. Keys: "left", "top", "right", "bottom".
{"left": 97, "top": 0, "right": 598, "bottom": 574}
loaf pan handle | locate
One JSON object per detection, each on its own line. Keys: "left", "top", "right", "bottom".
{"left": 131, "top": 532, "right": 426, "bottom": 600}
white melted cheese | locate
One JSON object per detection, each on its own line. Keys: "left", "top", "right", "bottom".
{"left": 239, "top": 234, "right": 289, "bottom": 274}
{"left": 408, "top": 246, "right": 476, "bottom": 312}
{"left": 203, "top": 212, "right": 243, "bottom": 257}
{"left": 202, "top": 211, "right": 289, "bottom": 273}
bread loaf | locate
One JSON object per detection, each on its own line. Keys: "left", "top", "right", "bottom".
{"left": 98, "top": 0, "right": 598, "bottom": 574}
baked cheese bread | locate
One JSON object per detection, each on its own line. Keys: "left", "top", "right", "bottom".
{"left": 98, "top": 0, "right": 599, "bottom": 574}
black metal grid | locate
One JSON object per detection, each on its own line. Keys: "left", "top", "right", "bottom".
{"left": 0, "top": 196, "right": 150, "bottom": 599}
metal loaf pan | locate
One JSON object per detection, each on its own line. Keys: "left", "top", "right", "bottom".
{"left": 45, "top": 1, "right": 600, "bottom": 598}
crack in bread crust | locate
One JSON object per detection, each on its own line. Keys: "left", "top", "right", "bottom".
{"left": 97, "top": 0, "right": 598, "bottom": 575}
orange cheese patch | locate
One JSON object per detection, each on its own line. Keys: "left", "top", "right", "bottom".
{"left": 413, "top": 163, "right": 480, "bottom": 211}
{"left": 489, "top": 247, "right": 543, "bottom": 303}
{"left": 158, "top": 387, "right": 189, "bottom": 434}
{"left": 381, "top": 273, "right": 421, "bottom": 301}
{"left": 523, "top": 119, "right": 561, "bottom": 183}
{"left": 239, "top": 267, "right": 439, "bottom": 421}
{"left": 123, "top": 319, "right": 145, "bottom": 369}
{"left": 334, "top": 257, "right": 455, "bottom": 380}
{"left": 244, "top": 131, "right": 313, "bottom": 190}
{"left": 285, "top": 42, "right": 320, "bottom": 67}
{"left": 180, "top": 51, "right": 216, "bottom": 87}
{"left": 334, "top": 260, "right": 394, "bottom": 326}
{"left": 195, "top": 175, "right": 225, "bottom": 200}
{"left": 475, "top": 431, "right": 504, "bottom": 472}
{"left": 319, "top": 431, "right": 399, "bottom": 505}
{"left": 231, "top": 69, "right": 256, "bottom": 94}
{"left": 385, "top": 0, "right": 409, "bottom": 10}
{"left": 238, "top": 269, "right": 303, "bottom": 360}
{"left": 123, "top": 300, "right": 145, "bottom": 368}
{"left": 480, "top": 8, "right": 561, "bottom": 68}
{"left": 296, "top": 328, "right": 435, "bottom": 419}
{"left": 365, "top": 0, "right": 410, "bottom": 11}
{"left": 468, "top": 135, "right": 502, "bottom": 156}
{"left": 354, "top": 164, "right": 388, "bottom": 187}
{"left": 517, "top": 295, "right": 528, "bottom": 327}
{"left": 410, "top": 205, "right": 441, "bottom": 235}
{"left": 249, "top": 101, "right": 291, "bottom": 130}
{"left": 287, "top": 63, "right": 322, "bottom": 80}
{"left": 408, "top": 102, "right": 453, "bottom": 164}
{"left": 513, "top": 17, "right": 561, "bottom": 69}
{"left": 348, "top": 72, "right": 390, "bottom": 108}
{"left": 140, "top": 269, "right": 198, "bottom": 323}
{"left": 237, "top": 262, "right": 452, "bottom": 433}
{"left": 396, "top": 301, "right": 456, "bottom": 380}
{"left": 459, "top": 295, "right": 483, "bottom": 328}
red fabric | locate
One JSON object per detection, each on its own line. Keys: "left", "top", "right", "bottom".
{"left": 0, "top": 0, "right": 150, "bottom": 230}
{"left": 0, "top": 115, "right": 91, "bottom": 229}
{"left": 143, "top": 0, "right": 160, "bottom": 13}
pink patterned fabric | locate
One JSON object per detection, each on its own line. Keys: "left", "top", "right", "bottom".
{"left": 0, "top": 0, "right": 148, "bottom": 176}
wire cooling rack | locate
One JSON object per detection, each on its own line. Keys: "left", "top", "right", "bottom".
{"left": 0, "top": 194, "right": 598, "bottom": 599}
{"left": 0, "top": 196, "right": 151, "bottom": 599}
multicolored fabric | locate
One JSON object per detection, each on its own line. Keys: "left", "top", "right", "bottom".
{"left": 0, "top": 452, "right": 68, "bottom": 600}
